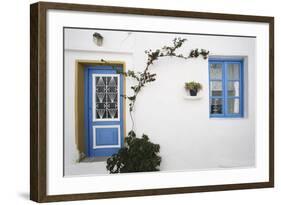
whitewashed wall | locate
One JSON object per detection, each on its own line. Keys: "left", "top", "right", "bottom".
{"left": 64, "top": 28, "right": 256, "bottom": 176}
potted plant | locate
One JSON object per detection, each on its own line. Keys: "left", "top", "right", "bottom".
{"left": 184, "top": 81, "right": 202, "bottom": 96}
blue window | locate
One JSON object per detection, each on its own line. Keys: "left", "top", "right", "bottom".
{"left": 209, "top": 59, "right": 244, "bottom": 118}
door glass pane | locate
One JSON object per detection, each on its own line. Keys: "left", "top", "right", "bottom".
{"left": 227, "top": 98, "right": 240, "bottom": 114}
{"left": 210, "top": 98, "right": 223, "bottom": 114}
{"left": 227, "top": 63, "right": 240, "bottom": 80}
{"left": 210, "top": 63, "right": 222, "bottom": 80}
{"left": 228, "top": 81, "right": 240, "bottom": 96}
{"left": 95, "top": 75, "right": 118, "bottom": 120}
{"left": 210, "top": 81, "right": 222, "bottom": 96}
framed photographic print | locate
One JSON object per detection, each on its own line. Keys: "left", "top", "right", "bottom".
{"left": 30, "top": 1, "right": 274, "bottom": 202}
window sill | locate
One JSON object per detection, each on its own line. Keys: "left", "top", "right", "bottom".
{"left": 209, "top": 116, "right": 244, "bottom": 119}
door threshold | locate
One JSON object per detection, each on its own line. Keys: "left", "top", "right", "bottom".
{"left": 80, "top": 156, "right": 108, "bottom": 163}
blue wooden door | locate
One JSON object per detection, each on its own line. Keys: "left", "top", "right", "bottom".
{"left": 84, "top": 65, "right": 124, "bottom": 157}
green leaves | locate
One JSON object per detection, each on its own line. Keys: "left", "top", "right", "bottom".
{"left": 106, "top": 131, "right": 162, "bottom": 173}
{"left": 189, "top": 48, "right": 210, "bottom": 59}
{"left": 126, "top": 70, "right": 139, "bottom": 80}
{"left": 127, "top": 96, "right": 136, "bottom": 101}
{"left": 185, "top": 81, "right": 203, "bottom": 90}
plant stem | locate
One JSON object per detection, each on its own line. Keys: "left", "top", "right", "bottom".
{"left": 108, "top": 37, "right": 209, "bottom": 132}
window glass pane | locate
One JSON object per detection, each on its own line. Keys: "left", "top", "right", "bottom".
{"left": 228, "top": 81, "right": 240, "bottom": 97}
{"left": 95, "top": 76, "right": 118, "bottom": 119}
{"left": 227, "top": 98, "right": 240, "bottom": 114}
{"left": 210, "top": 81, "right": 222, "bottom": 96}
{"left": 227, "top": 63, "right": 240, "bottom": 80}
{"left": 210, "top": 98, "right": 223, "bottom": 114}
{"left": 210, "top": 63, "right": 222, "bottom": 79}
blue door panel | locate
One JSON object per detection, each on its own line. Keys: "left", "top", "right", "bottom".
{"left": 95, "top": 127, "right": 119, "bottom": 146}
{"left": 84, "top": 65, "right": 124, "bottom": 157}
{"left": 92, "top": 148, "right": 120, "bottom": 157}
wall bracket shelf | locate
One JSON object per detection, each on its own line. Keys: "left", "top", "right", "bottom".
{"left": 183, "top": 95, "right": 203, "bottom": 100}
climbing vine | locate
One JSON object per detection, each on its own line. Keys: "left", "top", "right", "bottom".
{"left": 115, "top": 37, "right": 209, "bottom": 129}
{"left": 105, "top": 37, "right": 209, "bottom": 173}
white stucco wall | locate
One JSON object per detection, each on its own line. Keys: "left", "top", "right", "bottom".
{"left": 64, "top": 28, "right": 256, "bottom": 176}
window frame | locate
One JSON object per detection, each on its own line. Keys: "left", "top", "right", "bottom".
{"left": 209, "top": 59, "right": 244, "bottom": 118}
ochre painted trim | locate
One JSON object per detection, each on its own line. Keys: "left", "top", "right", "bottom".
{"left": 75, "top": 60, "right": 126, "bottom": 155}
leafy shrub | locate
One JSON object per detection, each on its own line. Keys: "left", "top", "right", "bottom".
{"left": 184, "top": 81, "right": 202, "bottom": 91}
{"left": 106, "top": 131, "right": 161, "bottom": 173}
